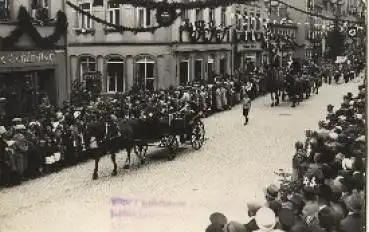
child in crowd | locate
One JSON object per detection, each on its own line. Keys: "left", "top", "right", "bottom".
{"left": 242, "top": 94, "right": 251, "bottom": 125}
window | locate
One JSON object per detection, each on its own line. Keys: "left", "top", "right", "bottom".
{"left": 182, "top": 9, "right": 189, "bottom": 20}
{"left": 221, "top": 7, "right": 226, "bottom": 26}
{"left": 209, "top": 8, "right": 215, "bottom": 22}
{"left": 0, "top": 0, "right": 9, "bottom": 21}
{"left": 181, "top": 0, "right": 189, "bottom": 20}
{"left": 179, "top": 60, "right": 190, "bottom": 85}
{"left": 256, "top": 10, "right": 261, "bottom": 30}
{"left": 243, "top": 9, "right": 248, "bottom": 31}
{"left": 32, "top": 0, "right": 48, "bottom": 8}
{"left": 79, "top": 56, "right": 96, "bottom": 81}
{"left": 137, "top": 8, "right": 151, "bottom": 27}
{"left": 220, "top": 54, "right": 227, "bottom": 75}
{"left": 236, "top": 8, "right": 241, "bottom": 30}
{"left": 107, "top": 57, "right": 125, "bottom": 93}
{"left": 78, "top": 3, "right": 92, "bottom": 29}
{"left": 107, "top": 3, "right": 120, "bottom": 25}
{"left": 207, "top": 55, "right": 214, "bottom": 75}
{"left": 195, "top": 9, "right": 203, "bottom": 21}
{"left": 194, "top": 59, "right": 203, "bottom": 80}
{"left": 249, "top": 9, "right": 254, "bottom": 30}
{"left": 136, "top": 58, "right": 155, "bottom": 91}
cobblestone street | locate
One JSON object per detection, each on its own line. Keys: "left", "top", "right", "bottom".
{"left": 0, "top": 79, "right": 362, "bottom": 232}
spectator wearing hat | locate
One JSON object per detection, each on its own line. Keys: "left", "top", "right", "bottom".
{"left": 264, "top": 184, "right": 280, "bottom": 207}
{"left": 245, "top": 201, "right": 262, "bottom": 231}
{"left": 255, "top": 207, "right": 276, "bottom": 232}
{"left": 6, "top": 124, "right": 28, "bottom": 184}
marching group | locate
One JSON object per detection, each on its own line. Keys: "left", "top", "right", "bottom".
{"left": 205, "top": 74, "right": 366, "bottom": 232}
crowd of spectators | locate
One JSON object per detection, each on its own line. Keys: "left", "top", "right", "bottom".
{"left": 205, "top": 76, "right": 366, "bottom": 232}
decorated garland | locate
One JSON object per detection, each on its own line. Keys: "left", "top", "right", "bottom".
{"left": 109, "top": 0, "right": 257, "bottom": 10}
{"left": 0, "top": 6, "right": 67, "bottom": 50}
{"left": 67, "top": 1, "right": 181, "bottom": 33}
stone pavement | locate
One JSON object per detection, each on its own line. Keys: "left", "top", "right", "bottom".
{"left": 0, "top": 79, "right": 362, "bottom": 232}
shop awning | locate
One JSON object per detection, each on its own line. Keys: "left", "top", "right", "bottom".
{"left": 0, "top": 65, "right": 56, "bottom": 73}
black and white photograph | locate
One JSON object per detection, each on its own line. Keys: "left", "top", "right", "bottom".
{"left": 0, "top": 0, "right": 367, "bottom": 231}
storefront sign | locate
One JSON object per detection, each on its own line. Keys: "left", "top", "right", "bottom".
{"left": 0, "top": 51, "right": 55, "bottom": 66}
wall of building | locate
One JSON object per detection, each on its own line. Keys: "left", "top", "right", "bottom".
{"left": 0, "top": 0, "right": 67, "bottom": 106}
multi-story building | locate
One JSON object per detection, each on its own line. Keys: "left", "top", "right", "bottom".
{"left": 66, "top": 0, "right": 267, "bottom": 94}
{"left": 0, "top": 0, "right": 67, "bottom": 118}
{"left": 264, "top": 0, "right": 298, "bottom": 65}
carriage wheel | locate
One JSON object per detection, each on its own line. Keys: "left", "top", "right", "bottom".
{"left": 134, "top": 144, "right": 148, "bottom": 164}
{"left": 166, "top": 135, "right": 179, "bottom": 161}
{"left": 191, "top": 120, "right": 205, "bottom": 150}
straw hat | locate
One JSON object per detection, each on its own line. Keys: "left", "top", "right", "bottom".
{"left": 6, "top": 140, "right": 15, "bottom": 146}
{"left": 0, "top": 126, "right": 7, "bottom": 135}
{"left": 255, "top": 207, "right": 276, "bottom": 232}
{"left": 14, "top": 124, "right": 26, "bottom": 130}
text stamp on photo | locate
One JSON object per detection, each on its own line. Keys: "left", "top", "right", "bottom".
{"left": 110, "top": 197, "right": 187, "bottom": 219}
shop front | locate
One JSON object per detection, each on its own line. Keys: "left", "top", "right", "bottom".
{"left": 0, "top": 50, "right": 66, "bottom": 118}
{"left": 174, "top": 44, "right": 232, "bottom": 85}
{"left": 237, "top": 42, "right": 263, "bottom": 71}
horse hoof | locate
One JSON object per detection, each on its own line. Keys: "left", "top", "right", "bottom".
{"left": 124, "top": 164, "right": 130, "bottom": 169}
{"left": 92, "top": 173, "right": 98, "bottom": 180}
{"left": 111, "top": 170, "right": 117, "bottom": 176}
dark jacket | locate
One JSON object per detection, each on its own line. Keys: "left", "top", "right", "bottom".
{"left": 339, "top": 213, "right": 362, "bottom": 232}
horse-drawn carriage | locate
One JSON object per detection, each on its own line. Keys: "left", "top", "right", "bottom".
{"left": 129, "top": 111, "right": 205, "bottom": 162}
{"left": 88, "top": 109, "right": 206, "bottom": 179}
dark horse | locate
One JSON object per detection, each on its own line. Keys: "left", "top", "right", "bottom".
{"left": 87, "top": 117, "right": 171, "bottom": 180}
{"left": 265, "top": 66, "right": 282, "bottom": 107}
{"left": 86, "top": 119, "right": 143, "bottom": 180}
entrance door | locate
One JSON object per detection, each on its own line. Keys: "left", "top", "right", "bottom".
{"left": 179, "top": 60, "right": 189, "bottom": 85}
{"left": 194, "top": 59, "right": 203, "bottom": 81}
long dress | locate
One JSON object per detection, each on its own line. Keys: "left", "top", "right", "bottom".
{"left": 12, "top": 133, "right": 29, "bottom": 176}
{"left": 221, "top": 87, "right": 228, "bottom": 108}
{"left": 216, "top": 88, "right": 222, "bottom": 111}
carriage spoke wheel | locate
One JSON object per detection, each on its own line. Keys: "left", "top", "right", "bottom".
{"left": 166, "top": 135, "right": 179, "bottom": 161}
{"left": 191, "top": 120, "right": 205, "bottom": 150}
{"left": 134, "top": 144, "right": 148, "bottom": 164}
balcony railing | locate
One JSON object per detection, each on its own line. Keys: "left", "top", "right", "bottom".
{"left": 178, "top": 19, "right": 231, "bottom": 43}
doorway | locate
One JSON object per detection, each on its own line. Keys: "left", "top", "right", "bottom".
{"left": 179, "top": 60, "right": 190, "bottom": 85}
{"left": 194, "top": 59, "right": 203, "bottom": 81}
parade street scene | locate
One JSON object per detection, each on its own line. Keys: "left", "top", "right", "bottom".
{"left": 0, "top": 0, "right": 367, "bottom": 232}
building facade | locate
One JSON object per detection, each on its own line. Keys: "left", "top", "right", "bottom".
{"left": 265, "top": 1, "right": 298, "bottom": 65}
{"left": 0, "top": 0, "right": 67, "bottom": 118}
{"left": 66, "top": 0, "right": 267, "bottom": 95}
